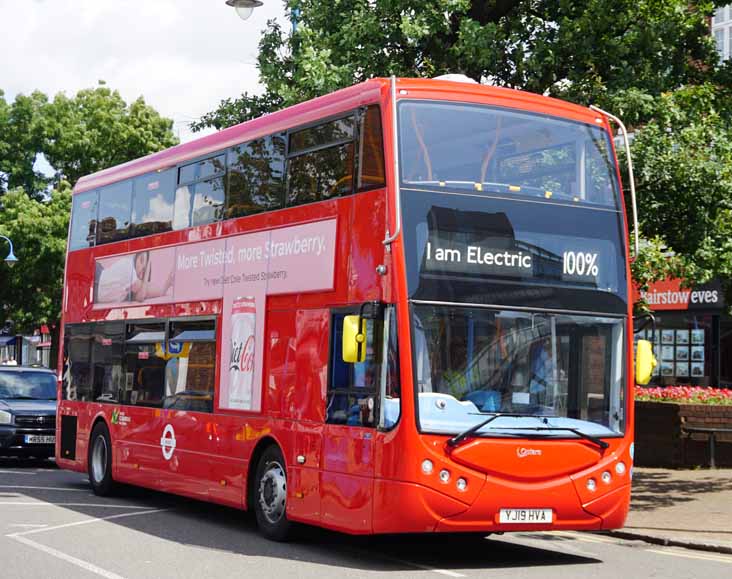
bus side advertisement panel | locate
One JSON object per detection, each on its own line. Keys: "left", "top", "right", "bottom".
{"left": 89, "top": 219, "right": 337, "bottom": 412}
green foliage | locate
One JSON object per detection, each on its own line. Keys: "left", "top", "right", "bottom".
{"left": 0, "top": 85, "right": 177, "bottom": 332}
{"left": 194, "top": 1, "right": 732, "bottom": 311}
{"left": 0, "top": 90, "right": 48, "bottom": 199}
{"left": 41, "top": 87, "right": 178, "bottom": 186}
{"left": 0, "top": 186, "right": 71, "bottom": 332}
{"left": 627, "top": 84, "right": 732, "bottom": 305}
{"left": 194, "top": 0, "right": 718, "bottom": 129}
{"left": 1, "top": 85, "right": 177, "bottom": 194}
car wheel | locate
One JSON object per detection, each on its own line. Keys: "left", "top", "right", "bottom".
{"left": 253, "top": 445, "right": 292, "bottom": 541}
{"left": 88, "top": 422, "right": 115, "bottom": 496}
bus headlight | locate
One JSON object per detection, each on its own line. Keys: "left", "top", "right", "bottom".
{"left": 0, "top": 410, "right": 12, "bottom": 425}
{"left": 421, "top": 459, "right": 434, "bottom": 475}
{"left": 439, "top": 469, "right": 451, "bottom": 483}
{"left": 586, "top": 478, "right": 597, "bottom": 492}
{"left": 615, "top": 462, "right": 626, "bottom": 475}
{"left": 456, "top": 478, "right": 467, "bottom": 492}
{"left": 601, "top": 471, "right": 612, "bottom": 484}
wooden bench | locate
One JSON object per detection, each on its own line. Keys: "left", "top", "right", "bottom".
{"left": 681, "top": 425, "right": 732, "bottom": 468}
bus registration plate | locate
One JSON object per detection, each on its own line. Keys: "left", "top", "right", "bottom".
{"left": 499, "top": 509, "right": 552, "bottom": 524}
{"left": 24, "top": 435, "right": 55, "bottom": 444}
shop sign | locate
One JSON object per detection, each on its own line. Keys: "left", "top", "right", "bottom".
{"left": 636, "top": 279, "right": 725, "bottom": 311}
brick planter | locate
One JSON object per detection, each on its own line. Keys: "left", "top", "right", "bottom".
{"left": 634, "top": 401, "right": 732, "bottom": 467}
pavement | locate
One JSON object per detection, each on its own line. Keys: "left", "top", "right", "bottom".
{"left": 602, "top": 467, "right": 732, "bottom": 554}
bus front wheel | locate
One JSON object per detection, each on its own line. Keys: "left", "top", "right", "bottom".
{"left": 253, "top": 445, "right": 292, "bottom": 541}
{"left": 88, "top": 422, "right": 115, "bottom": 496}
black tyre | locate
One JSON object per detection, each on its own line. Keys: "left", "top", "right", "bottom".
{"left": 253, "top": 445, "right": 292, "bottom": 541}
{"left": 88, "top": 422, "right": 115, "bottom": 496}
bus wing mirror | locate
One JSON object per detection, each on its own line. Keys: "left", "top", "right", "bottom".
{"left": 635, "top": 339, "right": 656, "bottom": 385}
{"left": 342, "top": 315, "right": 366, "bottom": 363}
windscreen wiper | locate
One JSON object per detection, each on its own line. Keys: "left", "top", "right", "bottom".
{"left": 486, "top": 426, "right": 610, "bottom": 451}
{"left": 446, "top": 413, "right": 553, "bottom": 449}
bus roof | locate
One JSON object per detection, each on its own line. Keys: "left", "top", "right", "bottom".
{"left": 72, "top": 77, "right": 607, "bottom": 195}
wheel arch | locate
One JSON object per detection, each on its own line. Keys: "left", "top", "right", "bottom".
{"left": 86, "top": 414, "right": 111, "bottom": 469}
{"left": 245, "top": 435, "right": 283, "bottom": 511}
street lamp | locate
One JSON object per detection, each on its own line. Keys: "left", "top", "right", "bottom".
{"left": 0, "top": 235, "right": 17, "bottom": 268}
{"left": 225, "top": 0, "right": 263, "bottom": 21}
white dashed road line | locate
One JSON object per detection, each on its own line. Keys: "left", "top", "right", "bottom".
{"left": 0, "top": 485, "right": 89, "bottom": 492}
{"left": 645, "top": 548, "right": 732, "bottom": 565}
{"left": 0, "top": 502, "right": 153, "bottom": 509}
{"left": 7, "top": 524, "right": 48, "bottom": 528}
{"left": 10, "top": 535, "right": 127, "bottom": 579}
{"left": 5, "top": 508, "right": 172, "bottom": 579}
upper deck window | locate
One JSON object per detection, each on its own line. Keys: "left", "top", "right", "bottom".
{"left": 174, "top": 154, "right": 226, "bottom": 229}
{"left": 358, "top": 105, "right": 385, "bottom": 191}
{"left": 399, "top": 101, "right": 620, "bottom": 209}
{"left": 132, "top": 169, "right": 176, "bottom": 237}
{"left": 69, "top": 191, "right": 98, "bottom": 251}
{"left": 97, "top": 180, "right": 133, "bottom": 244}
{"left": 287, "top": 115, "right": 356, "bottom": 206}
{"left": 227, "top": 134, "right": 286, "bottom": 218}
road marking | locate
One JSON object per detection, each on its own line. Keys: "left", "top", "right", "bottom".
{"left": 372, "top": 553, "right": 466, "bottom": 577}
{"left": 0, "top": 470, "right": 37, "bottom": 475}
{"left": 7, "top": 524, "right": 48, "bottom": 528}
{"left": 551, "top": 531, "right": 619, "bottom": 545}
{"left": 5, "top": 508, "right": 172, "bottom": 579}
{"left": 646, "top": 548, "right": 732, "bottom": 564}
{"left": 6, "top": 507, "right": 172, "bottom": 538}
{"left": 0, "top": 485, "right": 89, "bottom": 492}
{"left": 0, "top": 502, "right": 153, "bottom": 509}
{"left": 390, "top": 559, "right": 466, "bottom": 578}
{"left": 11, "top": 535, "right": 126, "bottom": 579}
{"left": 509, "top": 534, "right": 597, "bottom": 558}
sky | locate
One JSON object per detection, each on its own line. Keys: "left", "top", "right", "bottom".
{"left": 0, "top": 0, "right": 286, "bottom": 142}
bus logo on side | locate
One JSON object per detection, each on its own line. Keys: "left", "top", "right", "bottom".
{"left": 160, "top": 424, "right": 177, "bottom": 460}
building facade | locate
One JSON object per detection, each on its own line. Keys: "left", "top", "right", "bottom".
{"left": 636, "top": 279, "right": 730, "bottom": 387}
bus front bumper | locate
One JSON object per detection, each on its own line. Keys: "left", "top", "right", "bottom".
{"left": 373, "top": 477, "right": 630, "bottom": 534}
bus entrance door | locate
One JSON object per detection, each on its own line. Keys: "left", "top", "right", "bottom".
{"left": 321, "top": 419, "right": 375, "bottom": 533}
{"left": 321, "top": 311, "right": 378, "bottom": 532}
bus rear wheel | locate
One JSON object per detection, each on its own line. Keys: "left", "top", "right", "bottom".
{"left": 88, "top": 422, "right": 115, "bottom": 496}
{"left": 253, "top": 445, "right": 292, "bottom": 541}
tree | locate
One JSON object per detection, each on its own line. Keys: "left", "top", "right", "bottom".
{"left": 0, "top": 90, "right": 48, "bottom": 198}
{"left": 0, "top": 85, "right": 177, "bottom": 334}
{"left": 0, "top": 185, "right": 71, "bottom": 332}
{"left": 41, "top": 86, "right": 178, "bottom": 187}
{"left": 193, "top": 0, "right": 718, "bottom": 130}
{"left": 0, "top": 84, "right": 178, "bottom": 197}
{"left": 625, "top": 84, "right": 732, "bottom": 299}
{"left": 197, "top": 1, "right": 732, "bottom": 308}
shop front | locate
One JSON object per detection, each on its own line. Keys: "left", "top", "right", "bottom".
{"left": 636, "top": 278, "right": 728, "bottom": 387}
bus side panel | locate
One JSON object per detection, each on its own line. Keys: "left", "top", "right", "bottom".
{"left": 347, "top": 188, "right": 387, "bottom": 304}
{"left": 113, "top": 405, "right": 164, "bottom": 489}
{"left": 288, "top": 309, "right": 329, "bottom": 423}
{"left": 284, "top": 309, "right": 328, "bottom": 523}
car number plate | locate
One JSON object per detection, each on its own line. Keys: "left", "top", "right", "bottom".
{"left": 499, "top": 508, "right": 553, "bottom": 524}
{"left": 24, "top": 435, "right": 55, "bottom": 444}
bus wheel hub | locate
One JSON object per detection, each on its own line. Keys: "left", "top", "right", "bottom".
{"left": 258, "top": 461, "right": 286, "bottom": 523}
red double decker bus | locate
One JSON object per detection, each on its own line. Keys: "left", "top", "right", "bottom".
{"left": 57, "top": 77, "right": 644, "bottom": 540}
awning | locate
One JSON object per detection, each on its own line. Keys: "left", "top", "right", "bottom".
{"left": 0, "top": 336, "right": 16, "bottom": 346}
{"left": 170, "top": 330, "right": 216, "bottom": 343}
{"left": 126, "top": 331, "right": 165, "bottom": 344}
